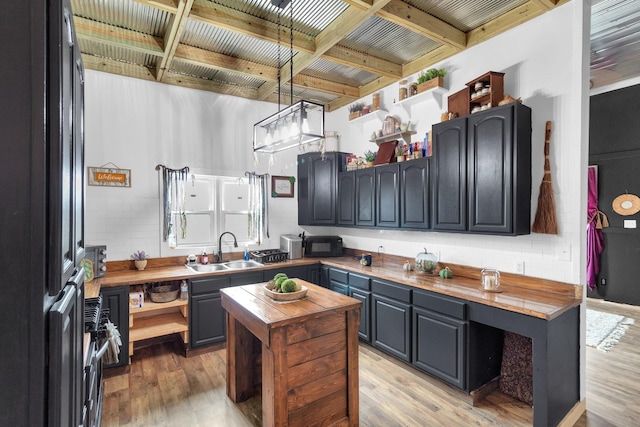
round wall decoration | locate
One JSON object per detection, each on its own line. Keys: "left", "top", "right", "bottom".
{"left": 612, "top": 193, "right": 640, "bottom": 216}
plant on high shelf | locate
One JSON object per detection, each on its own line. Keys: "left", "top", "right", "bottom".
{"left": 416, "top": 68, "right": 447, "bottom": 93}
{"left": 395, "top": 145, "right": 405, "bottom": 162}
{"left": 348, "top": 102, "right": 366, "bottom": 121}
{"left": 364, "top": 150, "right": 376, "bottom": 167}
{"left": 131, "top": 250, "right": 149, "bottom": 271}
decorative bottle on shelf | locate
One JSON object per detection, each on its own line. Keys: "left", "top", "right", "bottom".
{"left": 180, "top": 280, "right": 189, "bottom": 300}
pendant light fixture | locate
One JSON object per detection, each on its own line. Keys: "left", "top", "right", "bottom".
{"left": 253, "top": 0, "right": 325, "bottom": 154}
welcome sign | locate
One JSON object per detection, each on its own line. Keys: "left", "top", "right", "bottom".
{"left": 88, "top": 166, "right": 131, "bottom": 187}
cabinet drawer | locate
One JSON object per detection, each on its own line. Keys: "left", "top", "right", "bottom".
{"left": 329, "top": 268, "right": 349, "bottom": 284}
{"left": 190, "top": 276, "right": 229, "bottom": 295}
{"left": 349, "top": 272, "right": 370, "bottom": 290}
{"left": 371, "top": 279, "right": 411, "bottom": 303}
{"left": 413, "top": 290, "right": 466, "bottom": 320}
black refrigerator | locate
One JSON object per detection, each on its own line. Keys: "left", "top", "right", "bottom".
{"left": 0, "top": 0, "right": 85, "bottom": 425}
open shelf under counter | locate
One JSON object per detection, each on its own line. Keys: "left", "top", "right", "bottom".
{"left": 129, "top": 298, "right": 189, "bottom": 356}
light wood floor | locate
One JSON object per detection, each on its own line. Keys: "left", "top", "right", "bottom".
{"left": 101, "top": 298, "right": 640, "bottom": 426}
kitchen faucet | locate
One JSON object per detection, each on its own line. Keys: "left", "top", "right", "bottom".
{"left": 217, "top": 231, "right": 238, "bottom": 262}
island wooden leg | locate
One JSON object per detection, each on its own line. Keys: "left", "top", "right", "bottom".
{"left": 262, "top": 328, "right": 287, "bottom": 427}
{"left": 226, "top": 312, "right": 254, "bottom": 402}
{"left": 346, "top": 308, "right": 360, "bottom": 426}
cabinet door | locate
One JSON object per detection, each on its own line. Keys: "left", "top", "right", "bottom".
{"left": 330, "top": 280, "right": 349, "bottom": 295}
{"left": 49, "top": 0, "right": 77, "bottom": 292}
{"left": 431, "top": 118, "right": 467, "bottom": 231}
{"left": 190, "top": 276, "right": 229, "bottom": 347}
{"left": 349, "top": 288, "right": 371, "bottom": 343}
{"left": 372, "top": 294, "right": 411, "bottom": 362}
{"left": 376, "top": 163, "right": 400, "bottom": 228}
{"left": 337, "top": 172, "right": 356, "bottom": 225}
{"left": 355, "top": 168, "right": 375, "bottom": 226}
{"left": 412, "top": 306, "right": 467, "bottom": 390}
{"left": 400, "top": 158, "right": 430, "bottom": 229}
{"left": 228, "top": 271, "right": 263, "bottom": 286}
{"left": 73, "top": 52, "right": 85, "bottom": 264}
{"left": 467, "top": 107, "right": 513, "bottom": 234}
{"left": 100, "top": 286, "right": 129, "bottom": 368}
{"left": 266, "top": 265, "right": 308, "bottom": 282}
{"left": 468, "top": 103, "right": 531, "bottom": 235}
{"left": 73, "top": 51, "right": 85, "bottom": 265}
{"left": 298, "top": 152, "right": 345, "bottom": 225}
{"left": 191, "top": 294, "right": 225, "bottom": 347}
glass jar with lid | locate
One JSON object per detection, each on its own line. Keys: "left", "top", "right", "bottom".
{"left": 481, "top": 268, "right": 501, "bottom": 291}
{"left": 398, "top": 80, "right": 408, "bottom": 101}
{"left": 382, "top": 115, "right": 397, "bottom": 135}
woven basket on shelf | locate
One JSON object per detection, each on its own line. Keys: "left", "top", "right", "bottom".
{"left": 148, "top": 283, "right": 179, "bottom": 303}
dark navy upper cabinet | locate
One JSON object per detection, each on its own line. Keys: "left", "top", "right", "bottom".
{"left": 431, "top": 117, "right": 468, "bottom": 232}
{"left": 400, "top": 158, "right": 430, "bottom": 229}
{"left": 298, "top": 152, "right": 349, "bottom": 226}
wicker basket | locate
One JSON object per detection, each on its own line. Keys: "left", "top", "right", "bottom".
{"left": 148, "top": 282, "right": 179, "bottom": 303}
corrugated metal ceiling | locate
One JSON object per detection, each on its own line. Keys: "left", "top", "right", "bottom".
{"left": 72, "top": 0, "right": 639, "bottom": 110}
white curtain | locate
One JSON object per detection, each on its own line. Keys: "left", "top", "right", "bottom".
{"left": 247, "top": 172, "right": 269, "bottom": 244}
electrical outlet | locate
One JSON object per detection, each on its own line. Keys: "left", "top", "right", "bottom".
{"left": 557, "top": 244, "right": 572, "bottom": 261}
{"left": 515, "top": 262, "right": 525, "bottom": 274}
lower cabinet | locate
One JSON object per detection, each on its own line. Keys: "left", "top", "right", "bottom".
{"left": 412, "top": 307, "right": 467, "bottom": 389}
{"left": 189, "top": 276, "right": 229, "bottom": 348}
{"left": 264, "top": 265, "right": 309, "bottom": 282}
{"left": 100, "top": 286, "right": 129, "bottom": 368}
{"left": 348, "top": 272, "right": 371, "bottom": 343}
{"left": 329, "top": 267, "right": 349, "bottom": 294}
{"left": 412, "top": 289, "right": 468, "bottom": 390}
{"left": 307, "top": 263, "right": 329, "bottom": 287}
{"left": 371, "top": 279, "right": 412, "bottom": 362}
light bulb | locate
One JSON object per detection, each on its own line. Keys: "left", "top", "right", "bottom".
{"left": 280, "top": 119, "right": 290, "bottom": 140}
{"left": 301, "top": 117, "right": 310, "bottom": 134}
{"left": 272, "top": 123, "right": 281, "bottom": 142}
{"left": 290, "top": 114, "right": 300, "bottom": 138}
{"left": 264, "top": 126, "right": 273, "bottom": 145}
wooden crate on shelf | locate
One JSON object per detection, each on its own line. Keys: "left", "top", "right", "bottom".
{"left": 447, "top": 86, "right": 470, "bottom": 118}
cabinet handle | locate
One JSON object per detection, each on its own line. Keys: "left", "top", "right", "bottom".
{"left": 64, "top": 9, "right": 74, "bottom": 48}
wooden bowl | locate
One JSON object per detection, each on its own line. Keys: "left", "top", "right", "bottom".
{"left": 263, "top": 282, "right": 308, "bottom": 301}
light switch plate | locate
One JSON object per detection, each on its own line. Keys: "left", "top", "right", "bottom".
{"left": 624, "top": 219, "right": 637, "bottom": 228}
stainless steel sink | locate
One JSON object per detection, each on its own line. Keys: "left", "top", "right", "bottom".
{"left": 223, "top": 260, "right": 264, "bottom": 270}
{"left": 185, "top": 263, "right": 229, "bottom": 273}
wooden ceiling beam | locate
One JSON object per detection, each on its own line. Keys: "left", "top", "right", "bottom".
{"left": 402, "top": 45, "right": 459, "bottom": 77}
{"left": 131, "top": 0, "right": 179, "bottom": 15}
{"left": 377, "top": 0, "right": 466, "bottom": 51}
{"left": 190, "top": 0, "right": 316, "bottom": 53}
{"left": 82, "top": 53, "right": 279, "bottom": 102}
{"left": 258, "top": 0, "right": 393, "bottom": 100}
{"left": 175, "top": 44, "right": 278, "bottom": 81}
{"left": 466, "top": 1, "right": 546, "bottom": 48}
{"left": 292, "top": 74, "right": 359, "bottom": 98}
{"left": 323, "top": 46, "right": 402, "bottom": 79}
{"left": 74, "top": 17, "right": 164, "bottom": 56}
{"left": 156, "top": 0, "right": 193, "bottom": 81}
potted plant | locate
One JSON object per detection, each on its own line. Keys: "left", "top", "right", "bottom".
{"left": 396, "top": 146, "right": 405, "bottom": 162}
{"left": 416, "top": 68, "right": 447, "bottom": 93}
{"left": 348, "top": 102, "right": 365, "bottom": 121}
{"left": 364, "top": 150, "right": 376, "bottom": 167}
{"left": 131, "top": 250, "right": 149, "bottom": 271}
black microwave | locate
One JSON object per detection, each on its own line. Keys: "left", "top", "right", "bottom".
{"left": 304, "top": 235, "right": 344, "bottom": 257}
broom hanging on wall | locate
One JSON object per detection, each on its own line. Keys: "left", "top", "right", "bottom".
{"left": 532, "top": 121, "right": 558, "bottom": 234}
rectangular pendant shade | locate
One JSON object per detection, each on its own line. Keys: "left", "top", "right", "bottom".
{"left": 253, "top": 100, "right": 324, "bottom": 154}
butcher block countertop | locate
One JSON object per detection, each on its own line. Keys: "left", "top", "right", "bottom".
{"left": 87, "top": 251, "right": 581, "bottom": 321}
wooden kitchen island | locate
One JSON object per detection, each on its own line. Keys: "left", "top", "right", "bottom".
{"left": 221, "top": 280, "right": 361, "bottom": 427}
